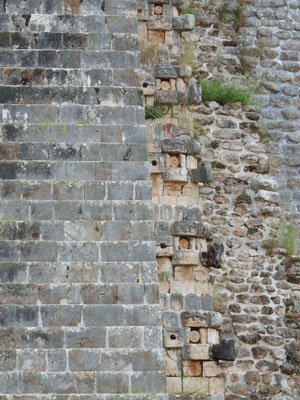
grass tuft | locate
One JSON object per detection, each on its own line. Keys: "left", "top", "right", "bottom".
{"left": 201, "top": 79, "right": 253, "bottom": 106}
{"left": 181, "top": 1, "right": 200, "bottom": 17}
{"left": 145, "top": 105, "right": 164, "bottom": 120}
{"left": 180, "top": 42, "right": 197, "bottom": 69}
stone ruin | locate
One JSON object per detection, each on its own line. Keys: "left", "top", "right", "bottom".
{"left": 0, "top": 0, "right": 299, "bottom": 399}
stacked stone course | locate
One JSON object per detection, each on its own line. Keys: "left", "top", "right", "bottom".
{"left": 0, "top": 0, "right": 168, "bottom": 398}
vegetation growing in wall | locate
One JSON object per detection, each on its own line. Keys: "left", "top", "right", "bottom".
{"left": 140, "top": 42, "right": 159, "bottom": 64}
{"left": 180, "top": 42, "right": 197, "bottom": 69}
{"left": 217, "top": 0, "right": 246, "bottom": 32}
{"left": 201, "top": 79, "right": 253, "bottom": 106}
{"left": 181, "top": 0, "right": 200, "bottom": 17}
{"left": 279, "top": 222, "right": 297, "bottom": 256}
{"left": 145, "top": 105, "right": 165, "bottom": 120}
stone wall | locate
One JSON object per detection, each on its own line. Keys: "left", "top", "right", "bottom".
{"left": 0, "top": 0, "right": 167, "bottom": 398}
{"left": 138, "top": 0, "right": 300, "bottom": 399}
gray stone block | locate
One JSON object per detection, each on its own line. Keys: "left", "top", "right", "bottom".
{"left": 83, "top": 305, "right": 125, "bottom": 326}
{"left": 172, "top": 14, "right": 195, "bottom": 31}
{"left": 155, "top": 64, "right": 178, "bottom": 79}
{"left": 96, "top": 372, "right": 129, "bottom": 393}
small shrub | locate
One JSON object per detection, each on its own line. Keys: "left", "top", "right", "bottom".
{"left": 279, "top": 222, "right": 297, "bottom": 256}
{"left": 201, "top": 79, "right": 253, "bottom": 106}
{"left": 145, "top": 105, "right": 164, "bottom": 120}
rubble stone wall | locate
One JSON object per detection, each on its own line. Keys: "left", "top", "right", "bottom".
{"left": 138, "top": 0, "right": 300, "bottom": 399}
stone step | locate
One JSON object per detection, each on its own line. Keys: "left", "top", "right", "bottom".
{"left": 0, "top": 14, "right": 137, "bottom": 33}
{"left": 0, "top": 143, "right": 148, "bottom": 161}
{"left": 0, "top": 49, "right": 140, "bottom": 69}
{"left": 0, "top": 68, "right": 141, "bottom": 87}
{"left": 0, "top": 31, "right": 138, "bottom": 51}
{"left": 0, "top": 86, "right": 143, "bottom": 106}
{"left": 0, "top": 123, "right": 146, "bottom": 144}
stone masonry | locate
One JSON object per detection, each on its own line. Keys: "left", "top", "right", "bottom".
{"left": 0, "top": 0, "right": 167, "bottom": 398}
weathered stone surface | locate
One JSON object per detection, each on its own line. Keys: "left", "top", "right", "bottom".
{"left": 210, "top": 340, "right": 236, "bottom": 361}
{"left": 201, "top": 243, "right": 224, "bottom": 268}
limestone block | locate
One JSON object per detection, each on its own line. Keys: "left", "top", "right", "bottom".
{"left": 137, "top": 1, "right": 149, "bottom": 21}
{"left": 156, "top": 244, "right": 173, "bottom": 257}
{"left": 148, "top": 17, "right": 172, "bottom": 31}
{"left": 155, "top": 90, "right": 179, "bottom": 104}
{"left": 172, "top": 250, "right": 199, "bottom": 265}
{"left": 149, "top": 154, "right": 164, "bottom": 174}
{"left": 183, "top": 360, "right": 202, "bottom": 376}
{"left": 172, "top": 15, "right": 195, "bottom": 31}
{"left": 171, "top": 221, "right": 199, "bottom": 237}
{"left": 255, "top": 190, "right": 280, "bottom": 204}
{"left": 209, "top": 377, "right": 225, "bottom": 395}
{"left": 183, "top": 377, "right": 209, "bottom": 394}
{"left": 181, "top": 311, "right": 223, "bottom": 328}
{"left": 148, "top": 30, "right": 165, "bottom": 43}
{"left": 187, "top": 155, "right": 198, "bottom": 169}
{"left": 164, "top": 168, "right": 188, "bottom": 182}
{"left": 182, "top": 344, "right": 211, "bottom": 360}
{"left": 207, "top": 329, "right": 220, "bottom": 344}
{"left": 166, "top": 349, "right": 181, "bottom": 376}
{"left": 164, "top": 328, "right": 184, "bottom": 348}
{"left": 162, "top": 137, "right": 189, "bottom": 154}
{"left": 155, "top": 64, "right": 178, "bottom": 79}
{"left": 203, "top": 361, "right": 222, "bottom": 377}
{"left": 188, "top": 329, "right": 201, "bottom": 343}
{"left": 167, "top": 377, "right": 182, "bottom": 394}
{"left": 177, "top": 78, "right": 186, "bottom": 91}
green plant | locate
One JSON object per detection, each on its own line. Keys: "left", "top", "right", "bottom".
{"left": 0, "top": 214, "right": 31, "bottom": 235}
{"left": 232, "top": 0, "right": 246, "bottom": 31}
{"left": 180, "top": 42, "right": 197, "bottom": 70}
{"left": 181, "top": 0, "right": 200, "bottom": 17}
{"left": 258, "top": 121, "right": 270, "bottom": 143}
{"left": 78, "top": 205, "right": 83, "bottom": 215}
{"left": 145, "top": 105, "right": 164, "bottom": 120}
{"left": 217, "top": 1, "right": 231, "bottom": 23}
{"left": 201, "top": 79, "right": 253, "bottom": 106}
{"left": 238, "top": 38, "right": 252, "bottom": 75}
{"left": 139, "top": 42, "right": 159, "bottom": 64}
{"left": 279, "top": 222, "right": 297, "bottom": 256}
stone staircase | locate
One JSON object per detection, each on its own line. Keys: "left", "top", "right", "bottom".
{"left": 0, "top": 0, "right": 167, "bottom": 397}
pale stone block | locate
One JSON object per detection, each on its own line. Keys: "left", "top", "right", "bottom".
{"left": 182, "top": 344, "right": 211, "bottom": 360}
{"left": 167, "top": 377, "right": 182, "bottom": 394}
{"left": 207, "top": 328, "right": 220, "bottom": 344}
{"left": 200, "top": 328, "right": 208, "bottom": 344}
{"left": 172, "top": 250, "right": 199, "bottom": 265}
{"left": 173, "top": 6, "right": 179, "bottom": 17}
{"left": 203, "top": 361, "right": 221, "bottom": 377}
{"left": 174, "top": 266, "right": 194, "bottom": 280}
{"left": 187, "top": 155, "right": 198, "bottom": 169}
{"left": 170, "top": 79, "right": 177, "bottom": 91}
{"left": 158, "top": 257, "right": 173, "bottom": 273}
{"left": 138, "top": 22, "right": 148, "bottom": 45}
{"left": 183, "top": 377, "right": 209, "bottom": 394}
{"left": 177, "top": 77, "right": 187, "bottom": 92}
{"left": 164, "top": 167, "right": 188, "bottom": 182}
{"left": 170, "top": 280, "right": 195, "bottom": 295}
{"left": 145, "top": 96, "right": 155, "bottom": 106}
{"left": 183, "top": 360, "right": 202, "bottom": 376}
{"left": 209, "top": 377, "right": 225, "bottom": 395}
{"left": 166, "top": 350, "right": 181, "bottom": 376}
{"left": 165, "top": 31, "right": 173, "bottom": 45}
